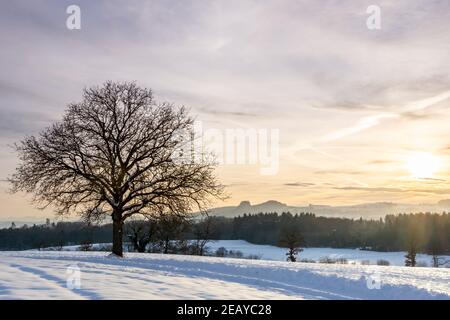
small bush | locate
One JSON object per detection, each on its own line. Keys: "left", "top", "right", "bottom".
{"left": 214, "top": 247, "right": 247, "bottom": 259}
{"left": 318, "top": 257, "right": 347, "bottom": 264}
{"left": 299, "top": 258, "right": 316, "bottom": 263}
{"left": 78, "top": 241, "right": 93, "bottom": 251}
{"left": 336, "top": 258, "right": 348, "bottom": 264}
{"left": 215, "top": 247, "right": 228, "bottom": 257}
{"left": 319, "top": 257, "right": 335, "bottom": 264}
{"left": 376, "top": 259, "right": 390, "bottom": 266}
{"left": 228, "top": 250, "right": 244, "bottom": 258}
{"left": 360, "top": 260, "right": 371, "bottom": 265}
{"left": 245, "top": 254, "right": 261, "bottom": 260}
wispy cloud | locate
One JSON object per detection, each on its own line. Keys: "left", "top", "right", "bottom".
{"left": 320, "top": 90, "right": 450, "bottom": 142}
{"left": 284, "top": 182, "right": 316, "bottom": 187}
{"left": 314, "top": 170, "right": 366, "bottom": 176}
{"left": 335, "top": 186, "right": 403, "bottom": 193}
{"left": 418, "top": 177, "right": 446, "bottom": 182}
{"left": 320, "top": 113, "right": 398, "bottom": 142}
{"left": 335, "top": 186, "right": 450, "bottom": 195}
{"left": 0, "top": 109, "right": 55, "bottom": 137}
{"left": 1, "top": 0, "right": 450, "bottom": 217}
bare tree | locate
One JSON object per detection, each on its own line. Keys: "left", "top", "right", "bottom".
{"left": 428, "top": 219, "right": 448, "bottom": 268}
{"left": 9, "top": 82, "right": 224, "bottom": 256}
{"left": 125, "top": 217, "right": 157, "bottom": 253}
{"left": 192, "top": 215, "right": 216, "bottom": 256}
{"left": 431, "top": 255, "right": 449, "bottom": 268}
{"left": 156, "top": 214, "right": 189, "bottom": 254}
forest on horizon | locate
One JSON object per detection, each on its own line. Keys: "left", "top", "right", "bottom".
{"left": 0, "top": 211, "right": 448, "bottom": 256}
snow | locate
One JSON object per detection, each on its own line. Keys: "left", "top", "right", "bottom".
{"left": 0, "top": 250, "right": 449, "bottom": 300}
{"left": 31, "top": 240, "right": 450, "bottom": 267}
{"left": 206, "top": 240, "right": 449, "bottom": 267}
{"left": 35, "top": 240, "right": 449, "bottom": 267}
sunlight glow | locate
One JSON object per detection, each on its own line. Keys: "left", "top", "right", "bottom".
{"left": 406, "top": 153, "right": 441, "bottom": 179}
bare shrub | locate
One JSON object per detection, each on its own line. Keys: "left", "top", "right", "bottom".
{"left": 78, "top": 241, "right": 93, "bottom": 251}
{"left": 376, "top": 259, "right": 390, "bottom": 266}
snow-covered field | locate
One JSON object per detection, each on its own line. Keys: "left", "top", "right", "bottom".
{"left": 207, "top": 240, "right": 449, "bottom": 267}
{"left": 39, "top": 240, "right": 449, "bottom": 267}
{"left": 0, "top": 250, "right": 449, "bottom": 300}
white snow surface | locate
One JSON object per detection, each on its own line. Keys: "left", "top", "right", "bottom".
{"left": 39, "top": 240, "right": 450, "bottom": 267}
{"left": 206, "top": 240, "right": 449, "bottom": 267}
{"left": 0, "top": 250, "right": 448, "bottom": 300}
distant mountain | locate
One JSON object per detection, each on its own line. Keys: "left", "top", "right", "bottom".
{"left": 4, "top": 199, "right": 450, "bottom": 227}
{"left": 208, "top": 200, "right": 450, "bottom": 219}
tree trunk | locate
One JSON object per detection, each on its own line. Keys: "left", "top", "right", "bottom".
{"left": 112, "top": 213, "right": 123, "bottom": 257}
{"left": 137, "top": 240, "right": 146, "bottom": 253}
{"left": 164, "top": 236, "right": 169, "bottom": 254}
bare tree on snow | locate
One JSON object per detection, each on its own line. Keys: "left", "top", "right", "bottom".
{"left": 9, "top": 81, "right": 224, "bottom": 256}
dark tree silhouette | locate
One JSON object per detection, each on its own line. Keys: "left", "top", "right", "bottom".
{"left": 404, "top": 249, "right": 417, "bottom": 267}
{"left": 156, "top": 215, "right": 189, "bottom": 254}
{"left": 278, "top": 227, "right": 305, "bottom": 262}
{"left": 192, "top": 215, "right": 216, "bottom": 256}
{"left": 9, "top": 82, "right": 224, "bottom": 256}
{"left": 405, "top": 234, "right": 418, "bottom": 267}
{"left": 125, "top": 217, "right": 157, "bottom": 253}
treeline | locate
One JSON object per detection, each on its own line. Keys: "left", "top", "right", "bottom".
{"left": 0, "top": 212, "right": 449, "bottom": 255}
{"left": 0, "top": 220, "right": 111, "bottom": 250}
{"left": 217, "top": 212, "right": 450, "bottom": 254}
{"left": 0, "top": 216, "right": 214, "bottom": 253}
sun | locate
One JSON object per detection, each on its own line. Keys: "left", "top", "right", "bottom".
{"left": 406, "top": 153, "right": 441, "bottom": 179}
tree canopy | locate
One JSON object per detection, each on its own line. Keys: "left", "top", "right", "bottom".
{"left": 10, "top": 81, "right": 224, "bottom": 256}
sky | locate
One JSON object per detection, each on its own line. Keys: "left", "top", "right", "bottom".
{"left": 1, "top": 0, "right": 450, "bottom": 222}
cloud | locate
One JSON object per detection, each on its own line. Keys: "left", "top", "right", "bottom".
{"left": 335, "top": 186, "right": 450, "bottom": 195}
{"left": 314, "top": 170, "right": 366, "bottom": 175}
{"left": 1, "top": 0, "right": 450, "bottom": 213}
{"left": 320, "top": 113, "right": 399, "bottom": 142}
{"left": 223, "top": 183, "right": 250, "bottom": 187}
{"left": 313, "top": 74, "right": 450, "bottom": 113}
{"left": 319, "top": 90, "right": 450, "bottom": 142}
{"left": 0, "top": 81, "right": 54, "bottom": 104}
{"left": 196, "top": 106, "right": 261, "bottom": 118}
{"left": 411, "top": 189, "right": 450, "bottom": 195}
{"left": 367, "top": 160, "right": 395, "bottom": 165}
{"left": 417, "top": 177, "right": 446, "bottom": 182}
{"left": 284, "top": 182, "right": 316, "bottom": 187}
{"left": 335, "top": 186, "right": 403, "bottom": 193}
{"left": 0, "top": 109, "right": 55, "bottom": 137}
{"left": 399, "top": 111, "right": 439, "bottom": 121}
